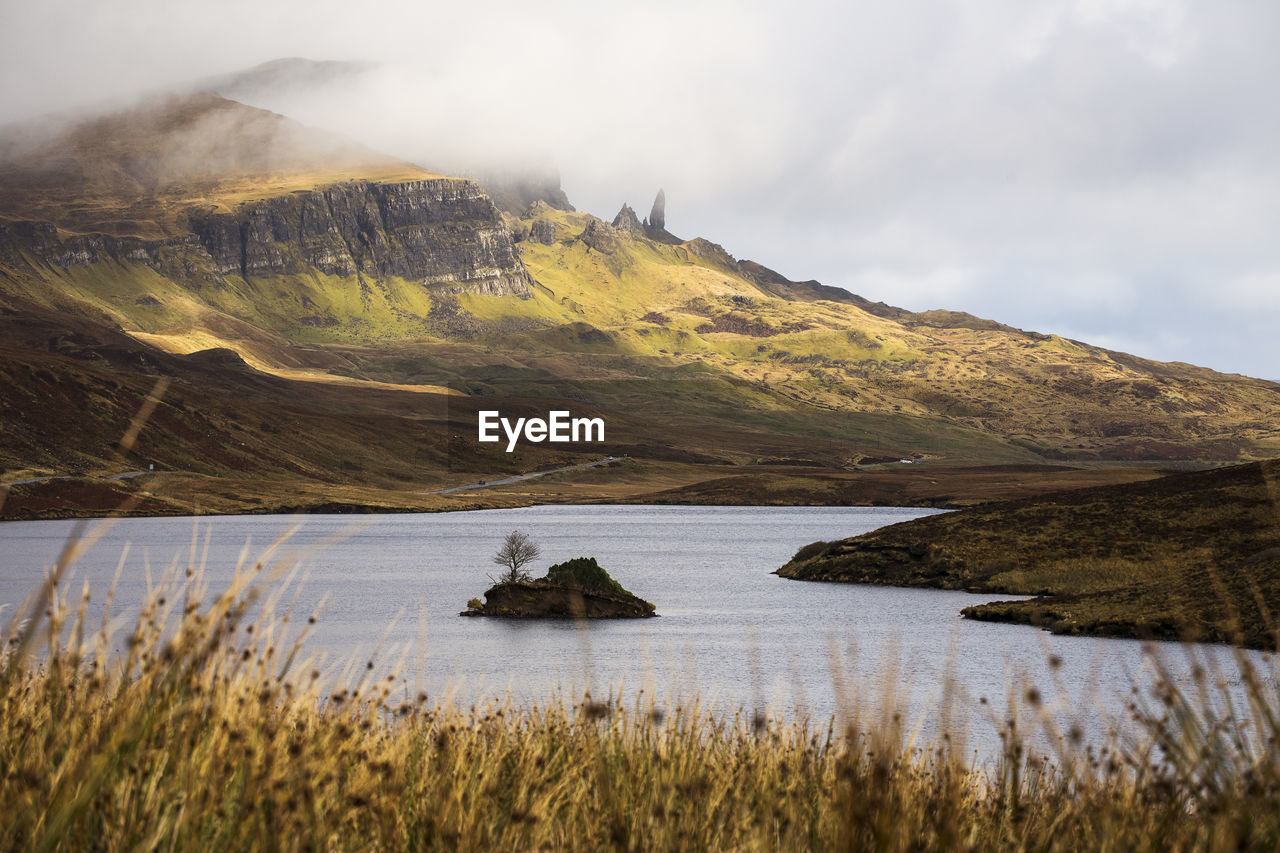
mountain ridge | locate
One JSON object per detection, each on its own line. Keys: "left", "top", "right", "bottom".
{"left": 1, "top": 87, "right": 1278, "bottom": 517}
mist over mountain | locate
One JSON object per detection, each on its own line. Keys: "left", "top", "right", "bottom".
{"left": 0, "top": 91, "right": 436, "bottom": 238}
{"left": 196, "top": 58, "right": 574, "bottom": 216}
{"left": 0, "top": 88, "right": 1276, "bottom": 490}
{"left": 3, "top": 1, "right": 1277, "bottom": 377}
{"left": 200, "top": 58, "right": 378, "bottom": 103}
{"left": 0, "top": 35, "right": 1277, "bottom": 517}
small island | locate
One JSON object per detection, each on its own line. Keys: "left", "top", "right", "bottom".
{"left": 462, "top": 556, "right": 657, "bottom": 619}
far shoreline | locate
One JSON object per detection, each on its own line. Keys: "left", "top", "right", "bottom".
{"left": 0, "top": 459, "right": 1184, "bottom": 521}
{"left": 0, "top": 495, "right": 954, "bottom": 523}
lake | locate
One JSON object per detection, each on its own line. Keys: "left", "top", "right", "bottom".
{"left": 1, "top": 505, "right": 1271, "bottom": 762}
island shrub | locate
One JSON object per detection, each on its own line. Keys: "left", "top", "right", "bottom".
{"left": 544, "top": 557, "right": 629, "bottom": 596}
{"left": 791, "top": 540, "right": 830, "bottom": 562}
{"left": 466, "top": 597, "right": 483, "bottom": 610}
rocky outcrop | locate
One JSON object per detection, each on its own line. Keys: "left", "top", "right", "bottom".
{"left": 775, "top": 538, "right": 967, "bottom": 587}
{"left": 0, "top": 219, "right": 210, "bottom": 282}
{"left": 611, "top": 204, "right": 645, "bottom": 235}
{"left": 527, "top": 218, "right": 558, "bottom": 245}
{"left": 648, "top": 189, "right": 666, "bottom": 231}
{"left": 186, "top": 179, "right": 531, "bottom": 296}
{"left": 462, "top": 557, "right": 657, "bottom": 619}
{"left": 472, "top": 168, "right": 576, "bottom": 215}
{"left": 578, "top": 220, "right": 622, "bottom": 255}
{"left": 0, "top": 178, "right": 532, "bottom": 298}
{"left": 461, "top": 580, "right": 657, "bottom": 619}
{"left": 644, "top": 188, "right": 680, "bottom": 244}
{"left": 681, "top": 237, "right": 737, "bottom": 270}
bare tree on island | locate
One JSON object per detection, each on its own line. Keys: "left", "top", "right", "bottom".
{"left": 492, "top": 530, "right": 541, "bottom": 583}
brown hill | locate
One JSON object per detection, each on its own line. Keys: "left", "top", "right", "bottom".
{"left": 0, "top": 92, "right": 437, "bottom": 237}
{"left": 777, "top": 459, "right": 1280, "bottom": 647}
{"left": 1, "top": 89, "right": 1278, "bottom": 517}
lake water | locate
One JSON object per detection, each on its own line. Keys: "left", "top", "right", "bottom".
{"left": 1, "top": 505, "right": 1272, "bottom": 762}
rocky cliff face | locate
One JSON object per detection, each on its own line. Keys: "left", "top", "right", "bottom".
{"left": 648, "top": 189, "right": 666, "bottom": 231}
{"left": 578, "top": 219, "right": 623, "bottom": 255}
{"left": 0, "top": 178, "right": 532, "bottom": 298}
{"left": 610, "top": 204, "right": 645, "bottom": 235}
{"left": 0, "top": 219, "right": 203, "bottom": 280}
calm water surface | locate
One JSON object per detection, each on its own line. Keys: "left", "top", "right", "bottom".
{"left": 1, "top": 505, "right": 1270, "bottom": 760}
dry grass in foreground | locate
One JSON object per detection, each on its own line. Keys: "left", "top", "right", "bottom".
{"left": 4, "top": 529, "right": 1280, "bottom": 851}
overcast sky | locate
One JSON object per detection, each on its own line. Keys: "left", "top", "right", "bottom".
{"left": 2, "top": 0, "right": 1278, "bottom": 379}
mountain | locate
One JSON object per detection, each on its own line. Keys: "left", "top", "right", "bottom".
{"left": 776, "top": 458, "right": 1280, "bottom": 647}
{"left": 196, "top": 57, "right": 575, "bottom": 216}
{"left": 500, "top": 205, "right": 1279, "bottom": 461}
{"left": 0, "top": 94, "right": 536, "bottom": 342}
{"left": 1, "top": 88, "right": 1278, "bottom": 517}
{"left": 0, "top": 91, "right": 440, "bottom": 237}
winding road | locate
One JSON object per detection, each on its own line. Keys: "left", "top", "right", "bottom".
{"left": 4, "top": 460, "right": 621, "bottom": 496}
{"left": 424, "top": 457, "right": 622, "bottom": 495}
{"left": 2, "top": 471, "right": 148, "bottom": 488}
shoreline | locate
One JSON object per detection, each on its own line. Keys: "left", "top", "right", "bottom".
{"left": 0, "top": 459, "right": 1173, "bottom": 521}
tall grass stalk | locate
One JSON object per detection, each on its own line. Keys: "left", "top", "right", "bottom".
{"left": 3, "top": 527, "right": 1280, "bottom": 851}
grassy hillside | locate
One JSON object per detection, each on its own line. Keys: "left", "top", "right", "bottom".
{"left": 777, "top": 459, "right": 1280, "bottom": 647}
{"left": 2, "top": 91, "right": 1279, "bottom": 516}
{"left": 88, "top": 198, "right": 1276, "bottom": 465}
{"left": 7, "top": 301, "right": 1121, "bottom": 519}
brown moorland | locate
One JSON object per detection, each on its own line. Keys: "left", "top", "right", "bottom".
{"left": 778, "top": 458, "right": 1280, "bottom": 647}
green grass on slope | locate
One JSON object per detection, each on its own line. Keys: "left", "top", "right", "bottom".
{"left": 0, "top": 256, "right": 445, "bottom": 343}
{"left": 7, "top": 200, "right": 1278, "bottom": 468}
